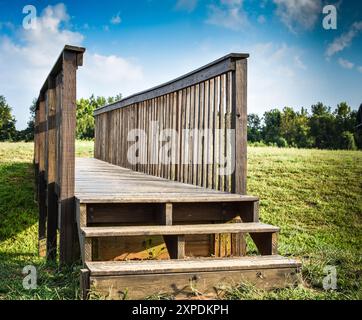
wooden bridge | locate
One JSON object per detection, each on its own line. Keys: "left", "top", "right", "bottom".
{"left": 34, "top": 45, "right": 300, "bottom": 299}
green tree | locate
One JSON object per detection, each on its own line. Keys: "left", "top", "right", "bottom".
{"left": 262, "top": 109, "right": 281, "bottom": 144}
{"left": 0, "top": 95, "right": 17, "bottom": 141}
{"left": 309, "top": 102, "right": 336, "bottom": 149}
{"left": 333, "top": 102, "right": 357, "bottom": 149}
{"left": 340, "top": 131, "right": 357, "bottom": 150}
{"left": 247, "top": 113, "right": 262, "bottom": 142}
{"left": 76, "top": 94, "right": 122, "bottom": 140}
{"left": 280, "top": 107, "right": 313, "bottom": 148}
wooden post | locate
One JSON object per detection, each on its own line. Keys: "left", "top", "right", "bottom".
{"left": 34, "top": 45, "right": 85, "bottom": 265}
{"left": 34, "top": 109, "right": 39, "bottom": 202}
{"left": 249, "top": 232, "right": 278, "bottom": 255}
{"left": 227, "top": 58, "right": 248, "bottom": 257}
{"left": 46, "top": 78, "right": 58, "bottom": 261}
{"left": 59, "top": 49, "right": 81, "bottom": 265}
{"left": 38, "top": 98, "right": 47, "bottom": 257}
{"left": 232, "top": 58, "right": 247, "bottom": 195}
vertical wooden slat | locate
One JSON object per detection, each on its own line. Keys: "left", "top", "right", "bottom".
{"left": 176, "top": 91, "right": 182, "bottom": 181}
{"left": 203, "top": 80, "right": 209, "bottom": 188}
{"left": 171, "top": 92, "right": 177, "bottom": 180}
{"left": 46, "top": 78, "right": 58, "bottom": 261}
{"left": 225, "top": 72, "right": 232, "bottom": 192}
{"left": 34, "top": 109, "right": 39, "bottom": 202}
{"left": 180, "top": 89, "right": 186, "bottom": 183}
{"left": 208, "top": 78, "right": 214, "bottom": 189}
{"left": 213, "top": 76, "right": 220, "bottom": 190}
{"left": 193, "top": 84, "right": 199, "bottom": 186}
{"left": 90, "top": 56, "right": 248, "bottom": 196}
{"left": 38, "top": 98, "right": 47, "bottom": 257}
{"left": 219, "top": 74, "right": 225, "bottom": 192}
{"left": 198, "top": 82, "right": 204, "bottom": 187}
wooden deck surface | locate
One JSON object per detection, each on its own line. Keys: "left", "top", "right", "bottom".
{"left": 75, "top": 158, "right": 258, "bottom": 203}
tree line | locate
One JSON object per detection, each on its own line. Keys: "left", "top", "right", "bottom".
{"left": 0, "top": 94, "right": 121, "bottom": 142}
{"left": 248, "top": 102, "right": 362, "bottom": 150}
{"left": 1, "top": 93, "right": 361, "bottom": 150}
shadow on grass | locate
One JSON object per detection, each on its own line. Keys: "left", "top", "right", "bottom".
{"left": 0, "top": 251, "right": 80, "bottom": 300}
{"left": 0, "top": 162, "right": 37, "bottom": 241}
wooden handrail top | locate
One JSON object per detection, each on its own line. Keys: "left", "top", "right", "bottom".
{"left": 36, "top": 45, "right": 86, "bottom": 109}
{"left": 94, "top": 52, "right": 249, "bottom": 116}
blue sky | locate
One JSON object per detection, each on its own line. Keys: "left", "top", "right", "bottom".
{"left": 0, "top": 0, "right": 361, "bottom": 129}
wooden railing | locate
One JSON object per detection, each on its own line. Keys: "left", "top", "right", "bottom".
{"left": 34, "top": 45, "right": 85, "bottom": 264}
{"left": 94, "top": 53, "right": 248, "bottom": 194}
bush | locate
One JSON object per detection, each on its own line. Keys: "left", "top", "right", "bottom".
{"left": 340, "top": 131, "right": 357, "bottom": 150}
{"left": 276, "top": 137, "right": 288, "bottom": 148}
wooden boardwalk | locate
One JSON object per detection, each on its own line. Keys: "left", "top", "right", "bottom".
{"left": 75, "top": 158, "right": 258, "bottom": 203}
{"left": 34, "top": 46, "right": 301, "bottom": 299}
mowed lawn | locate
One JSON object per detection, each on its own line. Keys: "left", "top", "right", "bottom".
{"left": 0, "top": 141, "right": 361, "bottom": 300}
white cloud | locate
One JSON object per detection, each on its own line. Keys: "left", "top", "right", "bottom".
{"left": 245, "top": 42, "right": 310, "bottom": 113}
{"left": 206, "top": 0, "right": 248, "bottom": 31}
{"left": 78, "top": 54, "right": 143, "bottom": 99}
{"left": 325, "top": 21, "right": 362, "bottom": 57}
{"left": 274, "top": 0, "right": 322, "bottom": 32}
{"left": 338, "top": 58, "right": 354, "bottom": 69}
{"left": 0, "top": 3, "right": 144, "bottom": 129}
{"left": 110, "top": 12, "right": 122, "bottom": 25}
{"left": 175, "top": 0, "right": 198, "bottom": 12}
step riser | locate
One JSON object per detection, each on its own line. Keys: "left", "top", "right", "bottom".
{"left": 81, "top": 232, "right": 278, "bottom": 263}
{"left": 85, "top": 201, "right": 259, "bottom": 225}
{"left": 82, "top": 267, "right": 299, "bottom": 299}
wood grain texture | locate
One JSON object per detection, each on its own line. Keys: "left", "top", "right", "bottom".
{"left": 86, "top": 255, "right": 300, "bottom": 275}
{"left": 88, "top": 266, "right": 299, "bottom": 299}
{"left": 58, "top": 50, "right": 81, "bottom": 265}
{"left": 46, "top": 85, "right": 58, "bottom": 261}
{"left": 233, "top": 59, "right": 247, "bottom": 194}
{"left": 93, "top": 54, "right": 249, "bottom": 195}
{"left": 75, "top": 158, "right": 258, "bottom": 203}
{"left": 81, "top": 223, "right": 279, "bottom": 237}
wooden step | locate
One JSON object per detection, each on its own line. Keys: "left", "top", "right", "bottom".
{"left": 82, "top": 255, "right": 301, "bottom": 299}
{"left": 81, "top": 222, "right": 279, "bottom": 237}
{"left": 86, "top": 255, "right": 299, "bottom": 276}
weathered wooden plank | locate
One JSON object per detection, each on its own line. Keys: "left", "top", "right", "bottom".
{"left": 86, "top": 255, "right": 300, "bottom": 275}
{"left": 58, "top": 49, "right": 81, "bottom": 265}
{"left": 38, "top": 99, "right": 47, "bottom": 257}
{"left": 80, "top": 223, "right": 279, "bottom": 237}
{"left": 45, "top": 81, "right": 58, "bottom": 262}
{"left": 74, "top": 158, "right": 258, "bottom": 203}
{"left": 80, "top": 269, "right": 90, "bottom": 300}
{"left": 88, "top": 266, "right": 299, "bottom": 299}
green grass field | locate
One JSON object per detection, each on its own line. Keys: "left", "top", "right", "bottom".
{"left": 0, "top": 141, "right": 361, "bottom": 300}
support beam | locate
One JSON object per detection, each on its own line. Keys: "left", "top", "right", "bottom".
{"left": 38, "top": 100, "right": 47, "bottom": 257}
{"left": 160, "top": 203, "right": 185, "bottom": 259}
{"left": 59, "top": 49, "right": 82, "bottom": 265}
{"left": 46, "top": 81, "right": 58, "bottom": 261}
{"left": 249, "top": 232, "right": 278, "bottom": 255}
{"left": 232, "top": 59, "right": 247, "bottom": 195}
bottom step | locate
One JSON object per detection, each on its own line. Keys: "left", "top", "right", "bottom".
{"left": 82, "top": 256, "right": 301, "bottom": 299}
